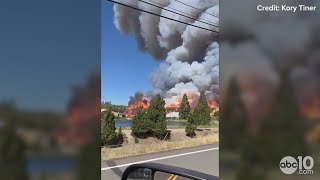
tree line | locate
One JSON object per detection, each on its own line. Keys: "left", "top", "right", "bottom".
{"left": 179, "top": 91, "right": 213, "bottom": 137}
{"left": 101, "top": 91, "right": 214, "bottom": 146}
{"left": 101, "top": 101, "right": 127, "bottom": 113}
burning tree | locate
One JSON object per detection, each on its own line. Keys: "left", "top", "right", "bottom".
{"left": 126, "top": 92, "right": 149, "bottom": 118}
{"left": 178, "top": 93, "right": 191, "bottom": 120}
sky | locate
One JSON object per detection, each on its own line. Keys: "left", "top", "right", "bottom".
{"left": 0, "top": 0, "right": 100, "bottom": 112}
{"left": 101, "top": 0, "right": 160, "bottom": 105}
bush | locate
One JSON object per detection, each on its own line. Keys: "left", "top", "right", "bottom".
{"left": 185, "top": 114, "right": 196, "bottom": 137}
{"left": 131, "top": 109, "right": 152, "bottom": 138}
{"left": 101, "top": 108, "right": 118, "bottom": 146}
{"left": 185, "top": 122, "right": 196, "bottom": 137}
{"left": 154, "top": 121, "right": 167, "bottom": 139}
{"left": 117, "top": 126, "right": 124, "bottom": 144}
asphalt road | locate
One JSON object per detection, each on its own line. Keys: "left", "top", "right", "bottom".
{"left": 101, "top": 144, "right": 219, "bottom": 179}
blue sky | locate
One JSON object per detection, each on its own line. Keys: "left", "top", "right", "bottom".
{"left": 0, "top": 0, "right": 100, "bottom": 112}
{"left": 101, "top": 1, "right": 160, "bottom": 105}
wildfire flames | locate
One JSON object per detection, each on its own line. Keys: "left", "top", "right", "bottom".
{"left": 300, "top": 96, "right": 320, "bottom": 120}
{"left": 55, "top": 73, "right": 100, "bottom": 145}
{"left": 208, "top": 101, "right": 219, "bottom": 116}
{"left": 126, "top": 99, "right": 149, "bottom": 118}
{"left": 126, "top": 93, "right": 219, "bottom": 117}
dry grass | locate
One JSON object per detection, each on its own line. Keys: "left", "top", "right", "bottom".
{"left": 101, "top": 133, "right": 218, "bottom": 161}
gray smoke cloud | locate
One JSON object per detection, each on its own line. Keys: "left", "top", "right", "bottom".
{"left": 113, "top": 0, "right": 219, "bottom": 107}
{"left": 221, "top": 0, "right": 320, "bottom": 121}
{"left": 222, "top": 0, "right": 320, "bottom": 77}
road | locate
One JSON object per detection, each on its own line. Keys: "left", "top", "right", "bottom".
{"left": 101, "top": 144, "right": 219, "bottom": 179}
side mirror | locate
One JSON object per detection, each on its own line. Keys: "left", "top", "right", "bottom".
{"left": 121, "top": 163, "right": 218, "bottom": 180}
{"left": 127, "top": 168, "right": 153, "bottom": 179}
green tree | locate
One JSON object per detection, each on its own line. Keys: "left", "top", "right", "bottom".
{"left": 147, "top": 94, "right": 167, "bottom": 139}
{"left": 214, "top": 110, "right": 219, "bottom": 117}
{"left": 220, "top": 78, "right": 247, "bottom": 150}
{"left": 185, "top": 113, "right": 197, "bottom": 137}
{"left": 101, "top": 108, "right": 117, "bottom": 145}
{"left": 131, "top": 109, "right": 152, "bottom": 137}
{"left": 193, "top": 91, "right": 211, "bottom": 126}
{"left": 0, "top": 120, "right": 28, "bottom": 180}
{"left": 101, "top": 101, "right": 111, "bottom": 109}
{"left": 178, "top": 93, "right": 191, "bottom": 120}
{"left": 117, "top": 126, "right": 124, "bottom": 144}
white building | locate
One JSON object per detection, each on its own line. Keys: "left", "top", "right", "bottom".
{"left": 166, "top": 112, "right": 179, "bottom": 118}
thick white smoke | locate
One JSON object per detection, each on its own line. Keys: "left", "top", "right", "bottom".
{"left": 113, "top": 0, "right": 219, "bottom": 107}
{"left": 221, "top": 0, "right": 320, "bottom": 121}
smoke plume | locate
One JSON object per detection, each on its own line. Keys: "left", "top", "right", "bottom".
{"left": 221, "top": 0, "right": 320, "bottom": 121}
{"left": 113, "top": 0, "right": 219, "bottom": 108}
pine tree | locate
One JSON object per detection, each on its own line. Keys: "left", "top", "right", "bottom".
{"left": 147, "top": 94, "right": 167, "bottom": 139}
{"left": 220, "top": 78, "right": 247, "bottom": 150}
{"left": 101, "top": 108, "right": 117, "bottom": 145}
{"left": 193, "top": 91, "right": 211, "bottom": 126}
{"left": 131, "top": 109, "right": 151, "bottom": 137}
{"left": 179, "top": 93, "right": 191, "bottom": 120}
{"left": 0, "top": 119, "right": 28, "bottom": 180}
{"left": 185, "top": 113, "right": 197, "bottom": 137}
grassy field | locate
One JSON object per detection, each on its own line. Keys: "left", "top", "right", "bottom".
{"left": 101, "top": 129, "right": 218, "bottom": 161}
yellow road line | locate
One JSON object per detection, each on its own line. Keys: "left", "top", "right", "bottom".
{"left": 172, "top": 175, "right": 178, "bottom": 180}
{"left": 167, "top": 174, "right": 174, "bottom": 180}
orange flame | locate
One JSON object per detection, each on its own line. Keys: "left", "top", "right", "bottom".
{"left": 126, "top": 99, "right": 149, "bottom": 117}
{"left": 300, "top": 96, "right": 320, "bottom": 119}
{"left": 208, "top": 101, "right": 219, "bottom": 116}
{"left": 65, "top": 97, "right": 100, "bottom": 145}
{"left": 164, "top": 94, "right": 219, "bottom": 116}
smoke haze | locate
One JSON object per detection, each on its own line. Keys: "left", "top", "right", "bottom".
{"left": 112, "top": 0, "right": 219, "bottom": 107}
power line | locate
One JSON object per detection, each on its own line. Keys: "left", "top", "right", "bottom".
{"left": 146, "top": 0, "right": 217, "bottom": 25}
{"left": 106, "top": 0, "right": 218, "bottom": 33}
{"left": 173, "top": 0, "right": 218, "bottom": 18}
{"left": 140, "top": 0, "right": 218, "bottom": 28}
{"left": 139, "top": 0, "right": 216, "bottom": 28}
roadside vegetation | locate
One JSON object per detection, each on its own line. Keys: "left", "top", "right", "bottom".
{"left": 101, "top": 101, "right": 127, "bottom": 113}
{"left": 131, "top": 94, "right": 167, "bottom": 139}
{"left": 101, "top": 93, "right": 219, "bottom": 160}
{"left": 101, "top": 108, "right": 124, "bottom": 146}
{"left": 101, "top": 132, "right": 218, "bottom": 161}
